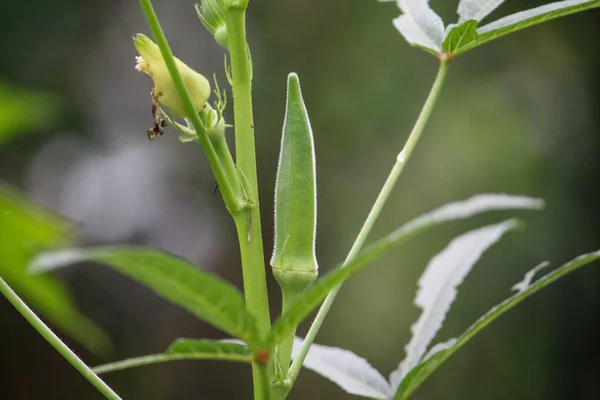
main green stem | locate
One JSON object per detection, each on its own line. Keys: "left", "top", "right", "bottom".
{"left": 227, "top": 6, "right": 272, "bottom": 400}
{"left": 286, "top": 60, "right": 451, "bottom": 388}
{"left": 0, "top": 278, "right": 121, "bottom": 400}
{"left": 139, "top": 1, "right": 270, "bottom": 398}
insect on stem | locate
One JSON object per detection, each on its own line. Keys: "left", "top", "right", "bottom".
{"left": 148, "top": 89, "right": 167, "bottom": 139}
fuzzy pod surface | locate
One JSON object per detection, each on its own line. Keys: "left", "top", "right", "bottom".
{"left": 271, "top": 73, "right": 318, "bottom": 291}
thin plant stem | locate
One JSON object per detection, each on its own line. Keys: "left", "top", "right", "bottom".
{"left": 0, "top": 278, "right": 121, "bottom": 400}
{"left": 227, "top": 6, "right": 272, "bottom": 400}
{"left": 286, "top": 60, "right": 451, "bottom": 388}
{"left": 210, "top": 132, "right": 240, "bottom": 198}
{"left": 275, "top": 289, "right": 298, "bottom": 376}
{"left": 92, "top": 352, "right": 253, "bottom": 375}
{"left": 138, "top": 0, "right": 245, "bottom": 214}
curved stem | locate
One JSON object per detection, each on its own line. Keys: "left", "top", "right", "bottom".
{"left": 138, "top": 0, "right": 245, "bottom": 213}
{"left": 0, "top": 278, "right": 121, "bottom": 400}
{"left": 286, "top": 60, "right": 451, "bottom": 388}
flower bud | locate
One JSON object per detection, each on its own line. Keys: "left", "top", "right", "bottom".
{"left": 196, "top": 0, "right": 229, "bottom": 48}
{"left": 199, "top": 103, "right": 222, "bottom": 134}
{"left": 134, "top": 34, "right": 210, "bottom": 118}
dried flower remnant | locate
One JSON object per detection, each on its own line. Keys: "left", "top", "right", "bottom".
{"left": 146, "top": 89, "right": 167, "bottom": 140}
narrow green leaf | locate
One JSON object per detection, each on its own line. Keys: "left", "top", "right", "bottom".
{"left": 271, "top": 73, "right": 318, "bottom": 276}
{"left": 93, "top": 338, "right": 253, "bottom": 374}
{"left": 395, "top": 249, "right": 600, "bottom": 399}
{"left": 0, "top": 186, "right": 110, "bottom": 355}
{"left": 269, "top": 194, "right": 543, "bottom": 347}
{"left": 442, "top": 20, "right": 479, "bottom": 54}
{"left": 455, "top": 0, "right": 600, "bottom": 55}
{"left": 31, "top": 247, "right": 262, "bottom": 349}
{"left": 167, "top": 338, "right": 249, "bottom": 355}
{"left": 0, "top": 80, "right": 60, "bottom": 145}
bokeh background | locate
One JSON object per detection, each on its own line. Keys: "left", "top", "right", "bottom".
{"left": 1, "top": 0, "right": 599, "bottom": 399}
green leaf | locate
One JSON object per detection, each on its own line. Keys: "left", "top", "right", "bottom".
{"left": 31, "top": 247, "right": 263, "bottom": 349}
{"left": 269, "top": 194, "right": 543, "bottom": 348}
{"left": 0, "top": 185, "right": 110, "bottom": 355}
{"left": 395, "top": 249, "right": 600, "bottom": 399}
{"left": 442, "top": 20, "right": 479, "bottom": 54}
{"left": 455, "top": 0, "right": 600, "bottom": 55}
{"left": 0, "top": 81, "right": 61, "bottom": 145}
{"left": 271, "top": 73, "right": 318, "bottom": 277}
{"left": 92, "top": 338, "right": 252, "bottom": 374}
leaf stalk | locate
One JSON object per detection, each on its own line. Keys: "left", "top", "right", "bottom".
{"left": 285, "top": 60, "right": 451, "bottom": 391}
{"left": 0, "top": 278, "right": 121, "bottom": 400}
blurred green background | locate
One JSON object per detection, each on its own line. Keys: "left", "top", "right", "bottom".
{"left": 1, "top": 0, "right": 599, "bottom": 399}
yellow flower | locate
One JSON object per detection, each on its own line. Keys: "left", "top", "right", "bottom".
{"left": 134, "top": 34, "right": 210, "bottom": 118}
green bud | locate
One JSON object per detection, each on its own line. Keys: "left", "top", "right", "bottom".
{"left": 271, "top": 73, "right": 318, "bottom": 293}
{"left": 229, "top": 0, "right": 249, "bottom": 9}
{"left": 199, "top": 103, "right": 222, "bottom": 133}
{"left": 200, "top": 104, "right": 229, "bottom": 149}
{"left": 196, "top": 0, "right": 229, "bottom": 48}
{"left": 134, "top": 34, "right": 211, "bottom": 118}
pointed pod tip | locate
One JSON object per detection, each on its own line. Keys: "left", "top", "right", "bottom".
{"left": 287, "top": 72, "right": 299, "bottom": 81}
{"left": 286, "top": 72, "right": 302, "bottom": 99}
{"left": 287, "top": 72, "right": 301, "bottom": 88}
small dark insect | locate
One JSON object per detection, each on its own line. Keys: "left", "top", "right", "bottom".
{"left": 212, "top": 181, "right": 219, "bottom": 196}
{"left": 147, "top": 89, "right": 167, "bottom": 140}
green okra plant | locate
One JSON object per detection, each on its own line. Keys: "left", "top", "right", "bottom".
{"left": 2, "top": 1, "right": 600, "bottom": 399}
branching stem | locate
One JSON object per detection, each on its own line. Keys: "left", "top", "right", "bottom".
{"left": 286, "top": 60, "right": 451, "bottom": 389}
